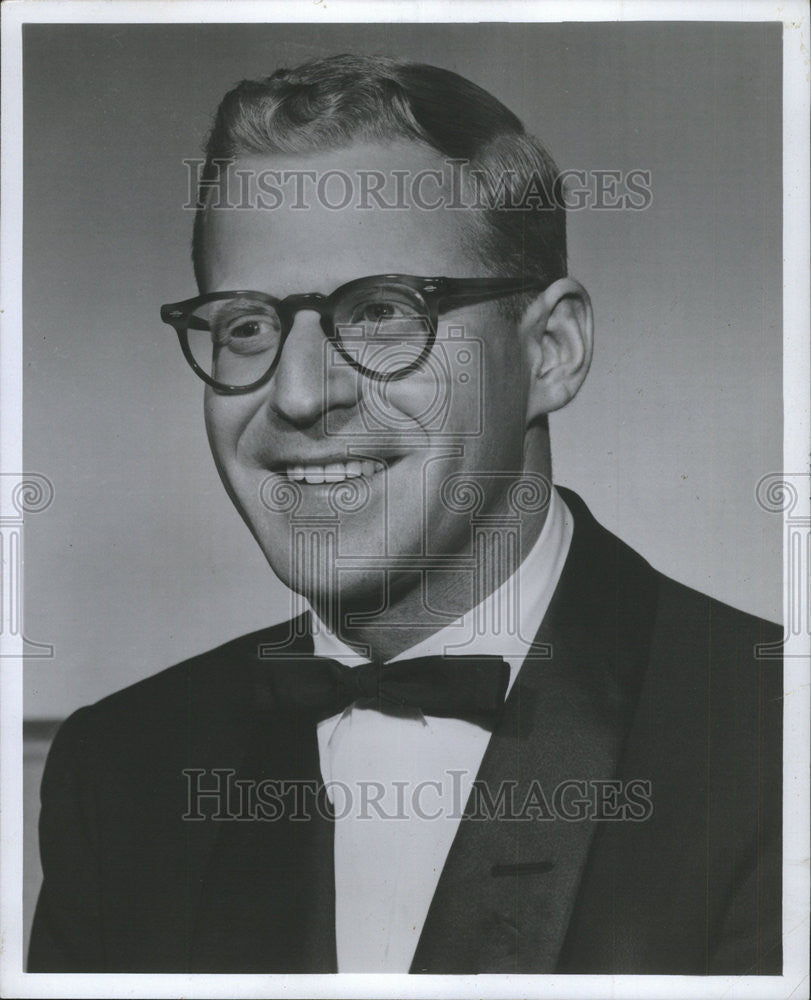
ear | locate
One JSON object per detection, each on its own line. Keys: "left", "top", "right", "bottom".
{"left": 520, "top": 277, "right": 593, "bottom": 420}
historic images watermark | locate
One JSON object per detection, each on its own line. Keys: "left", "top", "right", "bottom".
{"left": 256, "top": 465, "right": 554, "bottom": 659}
{"left": 0, "top": 473, "right": 54, "bottom": 657}
{"left": 754, "top": 472, "right": 810, "bottom": 659}
{"left": 183, "top": 157, "right": 653, "bottom": 213}
{"left": 250, "top": 310, "right": 556, "bottom": 656}
{"left": 182, "top": 769, "right": 654, "bottom": 823}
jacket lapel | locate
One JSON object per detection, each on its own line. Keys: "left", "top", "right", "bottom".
{"left": 411, "top": 489, "right": 659, "bottom": 973}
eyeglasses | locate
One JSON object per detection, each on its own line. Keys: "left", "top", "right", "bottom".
{"left": 160, "top": 273, "right": 544, "bottom": 394}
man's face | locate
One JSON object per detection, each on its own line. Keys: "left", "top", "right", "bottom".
{"left": 199, "top": 141, "right": 533, "bottom": 609}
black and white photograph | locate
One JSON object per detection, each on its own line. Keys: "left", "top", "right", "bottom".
{"left": 1, "top": 2, "right": 808, "bottom": 998}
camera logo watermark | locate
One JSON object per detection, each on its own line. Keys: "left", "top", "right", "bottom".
{"left": 324, "top": 325, "right": 485, "bottom": 439}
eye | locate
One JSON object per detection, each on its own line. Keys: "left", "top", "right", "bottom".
{"left": 353, "top": 298, "right": 421, "bottom": 323}
{"left": 209, "top": 307, "right": 281, "bottom": 355}
{"left": 230, "top": 319, "right": 268, "bottom": 339}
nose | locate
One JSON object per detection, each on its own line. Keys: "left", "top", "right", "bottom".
{"left": 266, "top": 310, "right": 360, "bottom": 429}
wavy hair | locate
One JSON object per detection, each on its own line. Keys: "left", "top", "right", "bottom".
{"left": 192, "top": 54, "right": 567, "bottom": 307}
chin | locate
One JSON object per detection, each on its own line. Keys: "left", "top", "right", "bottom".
{"left": 255, "top": 526, "right": 388, "bottom": 595}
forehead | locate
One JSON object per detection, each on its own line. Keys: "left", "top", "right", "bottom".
{"left": 198, "top": 140, "right": 480, "bottom": 294}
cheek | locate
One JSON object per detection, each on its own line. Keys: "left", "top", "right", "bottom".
{"left": 460, "top": 309, "right": 525, "bottom": 415}
{"left": 203, "top": 391, "right": 254, "bottom": 464}
{"left": 475, "top": 356, "right": 527, "bottom": 468}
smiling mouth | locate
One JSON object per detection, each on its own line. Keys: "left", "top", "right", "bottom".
{"left": 282, "top": 459, "right": 394, "bottom": 484}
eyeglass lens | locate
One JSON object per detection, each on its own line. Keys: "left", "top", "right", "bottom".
{"left": 185, "top": 281, "right": 434, "bottom": 386}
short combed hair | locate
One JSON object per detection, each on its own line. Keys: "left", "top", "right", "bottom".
{"left": 192, "top": 54, "right": 567, "bottom": 302}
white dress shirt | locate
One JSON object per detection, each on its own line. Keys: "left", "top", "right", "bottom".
{"left": 310, "top": 486, "right": 573, "bottom": 971}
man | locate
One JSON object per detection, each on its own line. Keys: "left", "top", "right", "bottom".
{"left": 29, "top": 54, "right": 782, "bottom": 975}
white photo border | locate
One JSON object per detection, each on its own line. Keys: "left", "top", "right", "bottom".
{"left": 1, "top": 2, "right": 808, "bottom": 998}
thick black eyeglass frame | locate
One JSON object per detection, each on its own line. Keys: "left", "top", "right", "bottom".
{"left": 160, "top": 273, "right": 546, "bottom": 394}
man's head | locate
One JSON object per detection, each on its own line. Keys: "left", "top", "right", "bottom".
{"left": 184, "top": 55, "right": 593, "bottom": 619}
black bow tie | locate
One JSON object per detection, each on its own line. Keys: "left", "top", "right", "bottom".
{"left": 263, "top": 654, "right": 510, "bottom": 727}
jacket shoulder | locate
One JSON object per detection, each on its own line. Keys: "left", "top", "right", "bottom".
{"left": 652, "top": 571, "right": 780, "bottom": 649}
{"left": 50, "top": 618, "right": 305, "bottom": 763}
{"left": 630, "top": 563, "right": 782, "bottom": 769}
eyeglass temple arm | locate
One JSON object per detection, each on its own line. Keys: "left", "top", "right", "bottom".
{"left": 438, "top": 279, "right": 545, "bottom": 310}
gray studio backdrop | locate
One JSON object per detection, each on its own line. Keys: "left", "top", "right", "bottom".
{"left": 23, "top": 21, "right": 782, "bottom": 721}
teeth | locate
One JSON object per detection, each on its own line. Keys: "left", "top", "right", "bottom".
{"left": 323, "top": 463, "right": 344, "bottom": 483}
{"left": 284, "top": 459, "right": 389, "bottom": 483}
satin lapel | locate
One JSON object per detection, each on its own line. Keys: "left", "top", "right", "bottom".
{"left": 411, "top": 490, "right": 659, "bottom": 973}
{"left": 190, "top": 621, "right": 338, "bottom": 972}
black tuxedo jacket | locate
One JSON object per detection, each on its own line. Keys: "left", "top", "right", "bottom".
{"left": 28, "top": 489, "right": 782, "bottom": 974}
